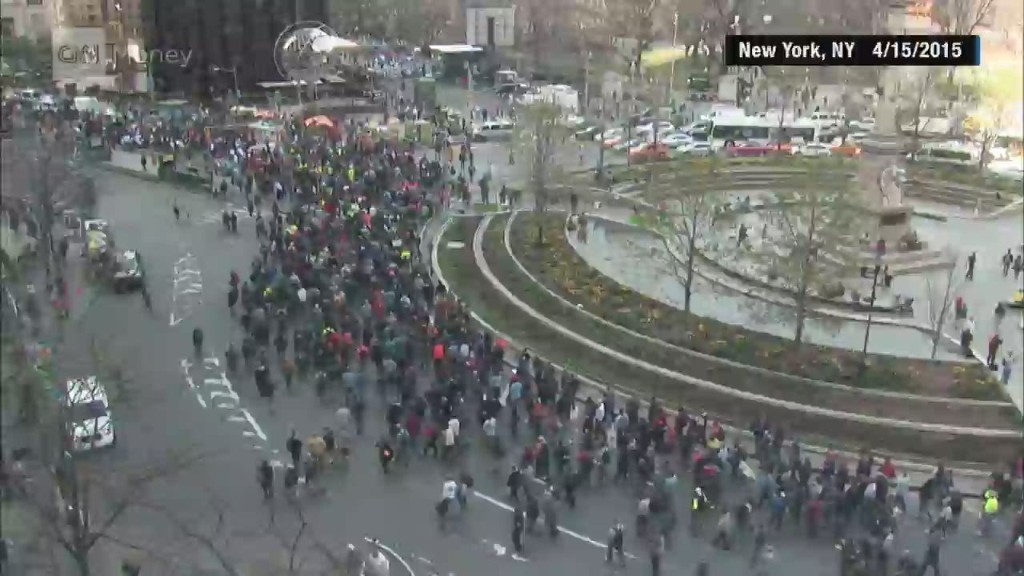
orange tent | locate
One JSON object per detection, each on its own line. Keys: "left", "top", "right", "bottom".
{"left": 304, "top": 115, "right": 334, "bottom": 128}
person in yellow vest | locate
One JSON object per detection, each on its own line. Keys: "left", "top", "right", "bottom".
{"left": 980, "top": 488, "right": 999, "bottom": 536}
{"left": 400, "top": 249, "right": 411, "bottom": 261}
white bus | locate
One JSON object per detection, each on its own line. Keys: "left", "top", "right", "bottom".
{"left": 708, "top": 116, "right": 771, "bottom": 149}
{"left": 710, "top": 115, "right": 829, "bottom": 150}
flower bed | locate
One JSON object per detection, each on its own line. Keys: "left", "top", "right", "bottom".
{"left": 441, "top": 214, "right": 1023, "bottom": 465}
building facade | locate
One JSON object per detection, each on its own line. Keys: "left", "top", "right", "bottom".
{"left": 1, "top": 0, "right": 54, "bottom": 40}
{"left": 141, "top": 0, "right": 328, "bottom": 96}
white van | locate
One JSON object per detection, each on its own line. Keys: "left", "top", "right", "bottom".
{"left": 471, "top": 119, "right": 515, "bottom": 142}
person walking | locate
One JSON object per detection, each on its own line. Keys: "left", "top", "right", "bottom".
{"left": 257, "top": 459, "right": 274, "bottom": 500}
{"left": 966, "top": 252, "right": 976, "bottom": 280}
{"left": 512, "top": 505, "right": 526, "bottom": 555}
{"left": 920, "top": 526, "right": 943, "bottom": 575}
{"left": 987, "top": 333, "right": 1004, "bottom": 369}
{"left": 606, "top": 522, "right": 625, "bottom": 566}
{"left": 1001, "top": 352, "right": 1015, "bottom": 386}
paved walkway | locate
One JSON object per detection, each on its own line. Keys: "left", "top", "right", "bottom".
{"left": 570, "top": 207, "right": 965, "bottom": 360}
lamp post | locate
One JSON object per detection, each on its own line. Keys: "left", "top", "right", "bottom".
{"left": 667, "top": 11, "right": 679, "bottom": 103}
{"left": 861, "top": 239, "right": 887, "bottom": 360}
{"left": 212, "top": 65, "right": 240, "bottom": 100}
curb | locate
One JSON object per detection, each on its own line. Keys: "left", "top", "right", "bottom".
{"left": 427, "top": 214, "right": 998, "bottom": 494}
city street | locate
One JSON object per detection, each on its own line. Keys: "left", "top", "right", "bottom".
{"left": 26, "top": 169, "right": 1007, "bottom": 575}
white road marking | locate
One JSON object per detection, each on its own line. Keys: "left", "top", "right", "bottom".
{"left": 226, "top": 415, "right": 246, "bottom": 423}
{"left": 269, "top": 459, "right": 285, "bottom": 469}
{"left": 180, "top": 358, "right": 192, "bottom": 372}
{"left": 203, "top": 357, "right": 220, "bottom": 367}
{"left": 184, "top": 376, "right": 197, "bottom": 390}
{"left": 194, "top": 393, "right": 208, "bottom": 409}
{"left": 472, "top": 491, "right": 636, "bottom": 559}
{"left": 209, "top": 390, "right": 239, "bottom": 402}
{"left": 215, "top": 402, "right": 237, "bottom": 410}
{"left": 242, "top": 431, "right": 256, "bottom": 438}
{"left": 170, "top": 254, "right": 203, "bottom": 326}
{"left": 239, "top": 408, "right": 268, "bottom": 442}
{"left": 364, "top": 538, "right": 416, "bottom": 576}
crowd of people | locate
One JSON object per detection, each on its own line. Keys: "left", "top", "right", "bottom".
{"left": 171, "top": 104, "right": 1024, "bottom": 576}
{"left": 7, "top": 87, "right": 1021, "bottom": 575}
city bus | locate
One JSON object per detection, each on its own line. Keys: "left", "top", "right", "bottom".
{"left": 709, "top": 115, "right": 827, "bottom": 150}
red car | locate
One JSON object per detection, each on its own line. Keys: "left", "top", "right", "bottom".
{"left": 726, "top": 142, "right": 792, "bottom": 157}
{"left": 628, "top": 143, "right": 670, "bottom": 163}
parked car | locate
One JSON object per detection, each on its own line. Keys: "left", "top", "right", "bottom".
{"left": 849, "top": 118, "right": 875, "bottom": 131}
{"left": 795, "top": 142, "right": 834, "bottom": 157}
{"left": 471, "top": 119, "right": 515, "bottom": 142}
{"left": 574, "top": 125, "right": 601, "bottom": 141}
{"left": 614, "top": 137, "right": 646, "bottom": 152}
{"left": 660, "top": 132, "right": 693, "bottom": 147}
{"left": 600, "top": 129, "right": 626, "bottom": 148}
{"left": 727, "top": 142, "right": 780, "bottom": 157}
{"left": 111, "top": 249, "right": 144, "bottom": 293}
{"left": 831, "top": 143, "right": 861, "bottom": 157}
{"left": 628, "top": 143, "right": 671, "bottom": 163}
{"left": 676, "top": 142, "right": 713, "bottom": 156}
{"left": 63, "top": 376, "right": 116, "bottom": 452}
{"left": 636, "top": 121, "right": 675, "bottom": 136}
{"left": 495, "top": 82, "right": 529, "bottom": 97}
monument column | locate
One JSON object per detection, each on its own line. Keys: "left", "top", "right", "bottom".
{"left": 856, "top": 8, "right": 912, "bottom": 246}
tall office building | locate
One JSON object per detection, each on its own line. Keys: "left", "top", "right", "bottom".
{"left": 141, "top": 0, "right": 328, "bottom": 96}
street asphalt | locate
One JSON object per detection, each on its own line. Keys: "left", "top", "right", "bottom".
{"left": 29, "top": 167, "right": 1007, "bottom": 576}
{"left": 6, "top": 83, "right": 1011, "bottom": 575}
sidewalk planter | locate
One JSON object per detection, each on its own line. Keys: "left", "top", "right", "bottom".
{"left": 437, "top": 214, "right": 1024, "bottom": 466}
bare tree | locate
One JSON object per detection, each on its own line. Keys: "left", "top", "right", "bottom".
{"left": 760, "top": 67, "right": 806, "bottom": 151}
{"left": 925, "top": 257, "right": 963, "bottom": 359}
{"left": 897, "top": 68, "right": 937, "bottom": 156}
{"left": 608, "top": 0, "right": 657, "bottom": 72}
{"left": 744, "top": 162, "right": 862, "bottom": 345}
{"left": 19, "top": 442, "right": 207, "bottom": 576}
{"left": 961, "top": 67, "right": 1024, "bottom": 171}
{"left": 389, "top": 0, "right": 452, "bottom": 46}
{"left": 636, "top": 163, "right": 717, "bottom": 314}
{"left": 7, "top": 121, "right": 79, "bottom": 278}
{"left": 931, "top": 0, "right": 996, "bottom": 35}
{"left": 512, "top": 101, "right": 572, "bottom": 243}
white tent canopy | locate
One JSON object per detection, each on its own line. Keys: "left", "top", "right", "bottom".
{"left": 311, "top": 35, "right": 361, "bottom": 52}
{"left": 429, "top": 44, "right": 483, "bottom": 54}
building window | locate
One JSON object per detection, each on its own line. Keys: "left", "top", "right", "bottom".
{"left": 27, "top": 0, "right": 44, "bottom": 5}
{"left": 1, "top": 18, "right": 15, "bottom": 38}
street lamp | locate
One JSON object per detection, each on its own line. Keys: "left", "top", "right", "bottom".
{"left": 667, "top": 11, "right": 679, "bottom": 104}
{"left": 211, "top": 65, "right": 240, "bottom": 100}
{"left": 861, "top": 239, "right": 887, "bottom": 361}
